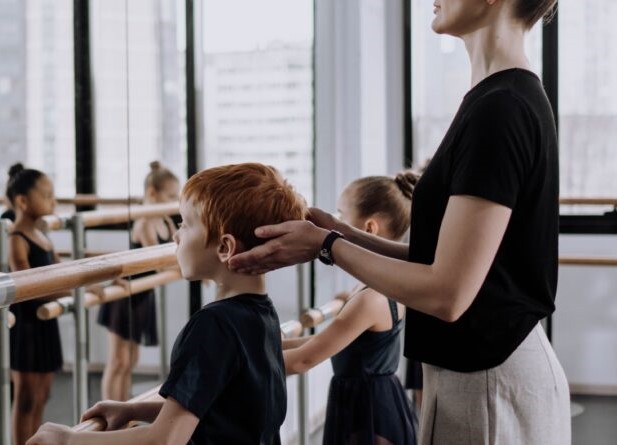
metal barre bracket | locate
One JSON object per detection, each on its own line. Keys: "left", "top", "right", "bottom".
{"left": 0, "top": 274, "right": 16, "bottom": 308}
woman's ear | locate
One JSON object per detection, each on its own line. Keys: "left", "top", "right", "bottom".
{"left": 217, "top": 234, "right": 238, "bottom": 263}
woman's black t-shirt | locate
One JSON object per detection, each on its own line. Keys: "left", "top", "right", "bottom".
{"left": 404, "top": 68, "right": 559, "bottom": 372}
{"left": 159, "top": 293, "right": 286, "bottom": 444}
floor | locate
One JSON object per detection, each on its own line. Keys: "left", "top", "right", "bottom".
{"left": 31, "top": 373, "right": 617, "bottom": 444}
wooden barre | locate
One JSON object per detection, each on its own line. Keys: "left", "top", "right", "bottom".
{"left": 1, "top": 243, "right": 177, "bottom": 307}
{"left": 2, "top": 214, "right": 70, "bottom": 232}
{"left": 57, "top": 194, "right": 143, "bottom": 206}
{"left": 8, "top": 310, "right": 15, "bottom": 328}
{"left": 37, "top": 269, "right": 182, "bottom": 320}
{"left": 559, "top": 256, "right": 617, "bottom": 267}
{"left": 280, "top": 320, "right": 303, "bottom": 338}
{"left": 559, "top": 198, "right": 617, "bottom": 206}
{"left": 57, "top": 250, "right": 116, "bottom": 259}
{"left": 79, "top": 202, "right": 179, "bottom": 228}
{"left": 300, "top": 295, "right": 347, "bottom": 328}
{"left": 72, "top": 385, "right": 163, "bottom": 432}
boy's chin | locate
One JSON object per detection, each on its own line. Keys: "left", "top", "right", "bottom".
{"left": 180, "top": 268, "right": 211, "bottom": 282}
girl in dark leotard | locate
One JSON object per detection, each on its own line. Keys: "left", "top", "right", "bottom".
{"left": 97, "top": 161, "right": 179, "bottom": 401}
{"left": 283, "top": 170, "right": 420, "bottom": 445}
{"left": 6, "top": 163, "right": 63, "bottom": 445}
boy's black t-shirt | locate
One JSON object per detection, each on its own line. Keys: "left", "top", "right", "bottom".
{"left": 404, "top": 69, "right": 559, "bottom": 372}
{"left": 159, "top": 293, "right": 286, "bottom": 444}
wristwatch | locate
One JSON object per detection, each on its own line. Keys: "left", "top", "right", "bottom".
{"left": 318, "top": 230, "right": 345, "bottom": 265}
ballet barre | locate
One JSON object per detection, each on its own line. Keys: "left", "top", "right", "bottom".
{"left": 300, "top": 294, "right": 348, "bottom": 328}
{"left": 281, "top": 320, "right": 304, "bottom": 338}
{"left": 56, "top": 194, "right": 143, "bottom": 207}
{"left": 57, "top": 249, "right": 114, "bottom": 259}
{"left": 559, "top": 197, "right": 617, "bottom": 206}
{"left": 72, "top": 385, "right": 163, "bottom": 432}
{"left": 77, "top": 202, "right": 178, "bottom": 228}
{"left": 0, "top": 244, "right": 176, "bottom": 307}
{"left": 559, "top": 256, "right": 617, "bottom": 267}
{"left": 37, "top": 269, "right": 182, "bottom": 320}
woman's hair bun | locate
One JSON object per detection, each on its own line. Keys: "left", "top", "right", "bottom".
{"left": 149, "top": 161, "right": 161, "bottom": 171}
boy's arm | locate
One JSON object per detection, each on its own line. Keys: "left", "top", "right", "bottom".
{"left": 27, "top": 398, "right": 197, "bottom": 445}
{"left": 129, "top": 401, "right": 165, "bottom": 424}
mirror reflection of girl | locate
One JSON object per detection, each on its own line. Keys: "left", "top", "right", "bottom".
{"left": 284, "top": 171, "right": 419, "bottom": 445}
{"left": 97, "top": 161, "right": 179, "bottom": 401}
{"left": 6, "top": 164, "right": 63, "bottom": 445}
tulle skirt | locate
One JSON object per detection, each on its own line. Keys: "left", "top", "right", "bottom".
{"left": 97, "top": 289, "right": 158, "bottom": 346}
{"left": 323, "top": 373, "right": 418, "bottom": 445}
{"left": 10, "top": 301, "right": 63, "bottom": 373}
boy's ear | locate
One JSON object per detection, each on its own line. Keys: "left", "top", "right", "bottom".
{"left": 217, "top": 234, "right": 238, "bottom": 262}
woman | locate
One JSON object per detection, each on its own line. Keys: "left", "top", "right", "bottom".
{"left": 229, "top": 1, "right": 569, "bottom": 443}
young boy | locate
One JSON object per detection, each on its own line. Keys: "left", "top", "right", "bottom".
{"left": 27, "top": 163, "right": 307, "bottom": 445}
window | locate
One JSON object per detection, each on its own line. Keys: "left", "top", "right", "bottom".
{"left": 559, "top": 1, "right": 617, "bottom": 201}
{"left": 202, "top": 0, "right": 314, "bottom": 205}
{"left": 0, "top": 0, "right": 75, "bottom": 198}
{"left": 91, "top": 0, "right": 186, "bottom": 197}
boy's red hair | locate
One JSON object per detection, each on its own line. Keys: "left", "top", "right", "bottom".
{"left": 182, "top": 163, "right": 307, "bottom": 249}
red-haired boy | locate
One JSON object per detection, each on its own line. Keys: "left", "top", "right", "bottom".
{"left": 28, "top": 163, "right": 307, "bottom": 445}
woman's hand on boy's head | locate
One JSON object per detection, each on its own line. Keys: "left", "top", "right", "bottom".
{"left": 228, "top": 220, "right": 328, "bottom": 274}
{"left": 26, "top": 422, "right": 72, "bottom": 445}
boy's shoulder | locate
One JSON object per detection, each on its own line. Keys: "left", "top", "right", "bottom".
{"left": 190, "top": 294, "right": 275, "bottom": 333}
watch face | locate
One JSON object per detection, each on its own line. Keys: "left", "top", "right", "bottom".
{"left": 319, "top": 248, "right": 333, "bottom": 265}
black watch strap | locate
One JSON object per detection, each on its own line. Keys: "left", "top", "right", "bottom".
{"left": 318, "top": 230, "right": 345, "bottom": 266}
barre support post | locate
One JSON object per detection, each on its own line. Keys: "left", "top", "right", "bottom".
{"left": 157, "top": 283, "right": 169, "bottom": 380}
{"left": 71, "top": 214, "right": 89, "bottom": 423}
{"left": 0, "top": 219, "right": 11, "bottom": 445}
{"left": 296, "top": 263, "right": 309, "bottom": 445}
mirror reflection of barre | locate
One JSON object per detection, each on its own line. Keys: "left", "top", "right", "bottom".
{"left": 36, "top": 269, "right": 182, "bottom": 321}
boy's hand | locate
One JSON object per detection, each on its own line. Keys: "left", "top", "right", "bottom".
{"left": 26, "top": 422, "right": 72, "bottom": 445}
{"left": 80, "top": 400, "right": 135, "bottom": 431}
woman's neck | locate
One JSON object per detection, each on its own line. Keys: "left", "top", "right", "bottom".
{"left": 462, "top": 19, "right": 530, "bottom": 88}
